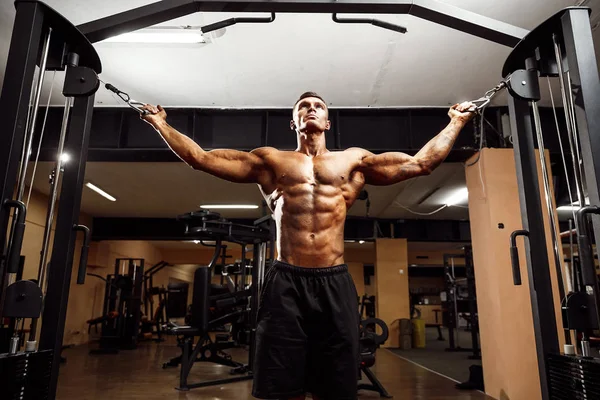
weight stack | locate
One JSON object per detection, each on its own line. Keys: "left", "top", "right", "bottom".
{"left": 547, "top": 353, "right": 600, "bottom": 399}
{"left": 0, "top": 349, "right": 53, "bottom": 399}
{"left": 399, "top": 318, "right": 412, "bottom": 350}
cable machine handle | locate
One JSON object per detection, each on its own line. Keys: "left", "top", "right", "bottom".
{"left": 509, "top": 230, "right": 529, "bottom": 286}
{"left": 74, "top": 224, "right": 91, "bottom": 284}
{"left": 201, "top": 13, "right": 276, "bottom": 34}
{"left": 3, "top": 200, "right": 27, "bottom": 274}
{"left": 371, "top": 19, "right": 408, "bottom": 34}
{"left": 576, "top": 206, "right": 600, "bottom": 286}
{"left": 332, "top": 14, "right": 408, "bottom": 34}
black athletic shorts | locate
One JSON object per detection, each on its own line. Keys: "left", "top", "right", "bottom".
{"left": 252, "top": 261, "right": 360, "bottom": 400}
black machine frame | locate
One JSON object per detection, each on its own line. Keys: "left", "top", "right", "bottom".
{"left": 87, "top": 258, "right": 145, "bottom": 354}
{"left": 167, "top": 210, "right": 274, "bottom": 390}
{"left": 75, "top": 0, "right": 528, "bottom": 46}
{"left": 501, "top": 6, "right": 600, "bottom": 400}
{"left": 0, "top": 1, "right": 101, "bottom": 398}
{"left": 2, "top": 1, "right": 600, "bottom": 400}
{"left": 142, "top": 260, "right": 172, "bottom": 341}
{"left": 442, "top": 249, "right": 480, "bottom": 360}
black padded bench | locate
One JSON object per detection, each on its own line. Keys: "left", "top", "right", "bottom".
{"left": 164, "top": 266, "right": 253, "bottom": 390}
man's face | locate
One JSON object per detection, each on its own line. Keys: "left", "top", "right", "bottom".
{"left": 291, "top": 97, "right": 331, "bottom": 133}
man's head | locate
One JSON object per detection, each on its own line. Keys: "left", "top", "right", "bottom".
{"left": 291, "top": 92, "right": 331, "bottom": 133}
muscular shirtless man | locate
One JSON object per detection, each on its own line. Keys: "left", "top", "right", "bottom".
{"left": 141, "top": 93, "right": 475, "bottom": 400}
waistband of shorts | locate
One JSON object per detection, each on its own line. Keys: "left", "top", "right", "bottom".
{"left": 273, "top": 260, "right": 348, "bottom": 276}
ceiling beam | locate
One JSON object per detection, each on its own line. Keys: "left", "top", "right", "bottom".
{"left": 32, "top": 105, "right": 572, "bottom": 162}
{"left": 77, "top": 0, "right": 527, "bottom": 47}
{"left": 39, "top": 148, "right": 476, "bottom": 163}
{"left": 78, "top": 0, "right": 199, "bottom": 44}
{"left": 90, "top": 216, "right": 474, "bottom": 242}
{"left": 89, "top": 216, "right": 574, "bottom": 242}
{"left": 33, "top": 106, "right": 495, "bottom": 162}
{"left": 410, "top": 0, "right": 528, "bottom": 47}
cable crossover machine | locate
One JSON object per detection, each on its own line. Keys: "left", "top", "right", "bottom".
{"left": 1, "top": 1, "right": 600, "bottom": 400}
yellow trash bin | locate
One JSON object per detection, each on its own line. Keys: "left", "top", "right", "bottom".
{"left": 412, "top": 318, "right": 426, "bottom": 348}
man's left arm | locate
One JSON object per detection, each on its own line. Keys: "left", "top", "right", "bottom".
{"left": 356, "top": 102, "right": 475, "bottom": 185}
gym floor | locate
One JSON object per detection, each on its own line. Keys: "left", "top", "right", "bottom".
{"left": 392, "top": 327, "right": 482, "bottom": 383}
{"left": 56, "top": 339, "right": 491, "bottom": 399}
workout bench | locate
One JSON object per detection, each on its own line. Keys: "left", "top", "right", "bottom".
{"left": 165, "top": 265, "right": 253, "bottom": 391}
{"left": 358, "top": 317, "right": 392, "bottom": 398}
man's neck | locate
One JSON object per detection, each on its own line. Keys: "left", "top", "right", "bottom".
{"left": 296, "top": 130, "right": 328, "bottom": 157}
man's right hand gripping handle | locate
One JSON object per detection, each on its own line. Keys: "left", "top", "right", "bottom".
{"left": 140, "top": 104, "right": 268, "bottom": 185}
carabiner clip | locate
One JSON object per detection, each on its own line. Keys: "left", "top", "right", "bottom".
{"left": 102, "top": 81, "right": 149, "bottom": 115}
{"left": 127, "top": 100, "right": 149, "bottom": 115}
{"left": 467, "top": 97, "right": 491, "bottom": 113}
{"left": 467, "top": 79, "right": 509, "bottom": 113}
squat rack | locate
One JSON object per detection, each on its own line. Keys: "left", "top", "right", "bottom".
{"left": 1, "top": 1, "right": 599, "bottom": 400}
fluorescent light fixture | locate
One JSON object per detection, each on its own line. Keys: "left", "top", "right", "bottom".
{"left": 557, "top": 205, "right": 580, "bottom": 211}
{"left": 186, "top": 240, "right": 216, "bottom": 245}
{"left": 60, "top": 153, "right": 71, "bottom": 163}
{"left": 444, "top": 187, "right": 469, "bottom": 206}
{"left": 85, "top": 182, "right": 116, "bottom": 202}
{"left": 557, "top": 197, "right": 590, "bottom": 211}
{"left": 200, "top": 204, "right": 258, "bottom": 210}
{"left": 101, "top": 30, "right": 206, "bottom": 44}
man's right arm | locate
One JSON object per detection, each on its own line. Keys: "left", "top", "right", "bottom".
{"left": 143, "top": 105, "right": 269, "bottom": 184}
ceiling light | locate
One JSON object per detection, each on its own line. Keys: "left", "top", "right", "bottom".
{"left": 557, "top": 197, "right": 590, "bottom": 211}
{"left": 359, "top": 240, "right": 365, "bottom": 244}
{"left": 186, "top": 240, "right": 215, "bottom": 245}
{"left": 101, "top": 29, "right": 206, "bottom": 44}
{"left": 85, "top": 182, "right": 116, "bottom": 202}
{"left": 60, "top": 153, "right": 71, "bottom": 163}
{"left": 200, "top": 204, "right": 258, "bottom": 209}
{"left": 444, "top": 188, "right": 469, "bottom": 206}
{"left": 557, "top": 205, "right": 580, "bottom": 211}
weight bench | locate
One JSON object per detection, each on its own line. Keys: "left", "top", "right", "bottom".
{"left": 86, "top": 311, "right": 119, "bottom": 334}
{"left": 358, "top": 318, "right": 392, "bottom": 398}
{"left": 429, "top": 309, "right": 445, "bottom": 341}
{"left": 162, "top": 300, "right": 248, "bottom": 371}
{"left": 165, "top": 265, "right": 253, "bottom": 391}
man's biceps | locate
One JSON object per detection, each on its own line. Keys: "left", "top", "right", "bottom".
{"left": 358, "top": 154, "right": 381, "bottom": 168}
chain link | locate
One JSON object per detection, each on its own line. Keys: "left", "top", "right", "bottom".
{"left": 469, "top": 74, "right": 512, "bottom": 112}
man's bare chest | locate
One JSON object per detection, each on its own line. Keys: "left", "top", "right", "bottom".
{"left": 270, "top": 154, "right": 356, "bottom": 187}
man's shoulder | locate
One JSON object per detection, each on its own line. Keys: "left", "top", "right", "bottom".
{"left": 342, "top": 147, "right": 372, "bottom": 159}
{"left": 250, "top": 147, "right": 279, "bottom": 158}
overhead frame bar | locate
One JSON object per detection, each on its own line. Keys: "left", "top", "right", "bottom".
{"left": 77, "top": 0, "right": 529, "bottom": 47}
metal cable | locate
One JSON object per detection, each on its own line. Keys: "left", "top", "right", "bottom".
{"left": 553, "top": 34, "right": 586, "bottom": 214}
{"left": 394, "top": 203, "right": 448, "bottom": 216}
{"left": 531, "top": 102, "right": 571, "bottom": 295}
{"left": 26, "top": 71, "right": 57, "bottom": 209}
{"left": 547, "top": 77, "right": 576, "bottom": 222}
